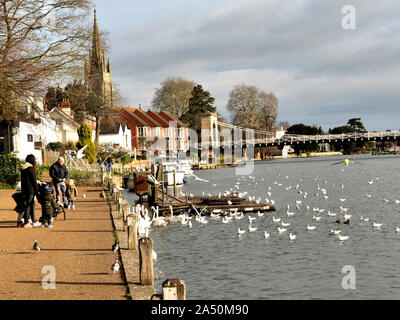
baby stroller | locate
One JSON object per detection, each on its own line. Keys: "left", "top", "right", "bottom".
{"left": 38, "top": 183, "right": 67, "bottom": 221}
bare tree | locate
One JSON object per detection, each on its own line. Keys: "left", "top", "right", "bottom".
{"left": 0, "top": 0, "right": 93, "bottom": 121}
{"left": 151, "top": 77, "right": 196, "bottom": 118}
{"left": 277, "top": 121, "right": 290, "bottom": 130}
{"left": 227, "top": 84, "right": 278, "bottom": 130}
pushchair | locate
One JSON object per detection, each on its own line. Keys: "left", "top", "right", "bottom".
{"left": 38, "top": 183, "right": 67, "bottom": 221}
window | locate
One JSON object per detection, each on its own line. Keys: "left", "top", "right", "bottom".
{"left": 27, "top": 134, "right": 33, "bottom": 142}
{"left": 139, "top": 127, "right": 147, "bottom": 137}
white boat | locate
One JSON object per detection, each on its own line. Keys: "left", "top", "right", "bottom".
{"left": 153, "top": 156, "right": 189, "bottom": 186}
{"left": 154, "top": 156, "right": 193, "bottom": 176}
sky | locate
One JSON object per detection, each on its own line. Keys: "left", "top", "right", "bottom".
{"left": 93, "top": 0, "right": 400, "bottom": 131}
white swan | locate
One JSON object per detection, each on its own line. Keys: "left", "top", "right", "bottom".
{"left": 277, "top": 227, "right": 287, "bottom": 234}
{"left": 286, "top": 210, "right": 295, "bottom": 217}
{"left": 238, "top": 228, "right": 246, "bottom": 235}
{"left": 264, "top": 231, "right": 270, "bottom": 239}
{"left": 289, "top": 233, "right": 296, "bottom": 241}
{"left": 337, "top": 235, "right": 349, "bottom": 241}
{"left": 248, "top": 225, "right": 257, "bottom": 232}
{"left": 372, "top": 222, "right": 383, "bottom": 228}
{"left": 306, "top": 225, "right": 316, "bottom": 231}
{"left": 272, "top": 217, "right": 281, "bottom": 223}
{"left": 330, "top": 229, "right": 341, "bottom": 235}
{"left": 312, "top": 216, "right": 322, "bottom": 222}
{"left": 327, "top": 211, "right": 336, "bottom": 217}
{"left": 248, "top": 216, "right": 257, "bottom": 223}
{"left": 396, "top": 227, "right": 400, "bottom": 233}
{"left": 281, "top": 221, "right": 290, "bottom": 227}
{"left": 360, "top": 216, "right": 370, "bottom": 222}
{"left": 257, "top": 211, "right": 264, "bottom": 217}
{"left": 344, "top": 214, "right": 352, "bottom": 221}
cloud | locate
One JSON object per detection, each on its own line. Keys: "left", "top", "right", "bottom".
{"left": 95, "top": 0, "right": 400, "bottom": 131}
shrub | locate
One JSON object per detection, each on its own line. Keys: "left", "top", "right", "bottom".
{"left": 0, "top": 154, "right": 21, "bottom": 187}
{"left": 46, "top": 141, "right": 64, "bottom": 151}
{"left": 76, "top": 123, "right": 96, "bottom": 164}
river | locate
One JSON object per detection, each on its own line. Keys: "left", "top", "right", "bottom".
{"left": 123, "top": 154, "right": 400, "bottom": 299}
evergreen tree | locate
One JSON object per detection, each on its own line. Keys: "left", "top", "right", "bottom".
{"left": 180, "top": 84, "right": 216, "bottom": 133}
{"left": 76, "top": 123, "right": 96, "bottom": 164}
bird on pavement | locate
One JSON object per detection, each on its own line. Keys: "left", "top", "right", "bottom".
{"left": 33, "top": 240, "right": 41, "bottom": 252}
{"left": 111, "top": 260, "right": 120, "bottom": 273}
{"left": 112, "top": 240, "right": 119, "bottom": 252}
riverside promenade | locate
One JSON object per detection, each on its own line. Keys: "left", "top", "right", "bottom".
{"left": 0, "top": 186, "right": 128, "bottom": 300}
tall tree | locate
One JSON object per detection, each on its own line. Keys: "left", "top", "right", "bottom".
{"left": 151, "top": 77, "right": 196, "bottom": 118}
{"left": 347, "top": 118, "right": 366, "bottom": 132}
{"left": 226, "top": 84, "right": 278, "bottom": 130}
{"left": 0, "top": 0, "right": 93, "bottom": 121}
{"left": 180, "top": 84, "right": 216, "bottom": 133}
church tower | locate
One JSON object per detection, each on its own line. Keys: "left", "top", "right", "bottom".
{"left": 85, "top": 9, "right": 114, "bottom": 108}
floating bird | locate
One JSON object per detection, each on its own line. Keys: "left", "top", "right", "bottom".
{"left": 330, "top": 230, "right": 341, "bottom": 235}
{"left": 248, "top": 225, "right": 257, "bottom": 232}
{"left": 313, "top": 216, "right": 322, "bottom": 222}
{"left": 264, "top": 231, "right": 270, "bottom": 239}
{"left": 272, "top": 217, "right": 281, "bottom": 223}
{"left": 188, "top": 220, "right": 192, "bottom": 228}
{"left": 340, "top": 207, "right": 348, "bottom": 213}
{"left": 33, "top": 240, "right": 41, "bottom": 252}
{"left": 227, "top": 200, "right": 232, "bottom": 205}
{"left": 383, "top": 199, "right": 390, "bottom": 203}
{"left": 395, "top": 200, "right": 400, "bottom": 204}
{"left": 344, "top": 214, "right": 352, "bottom": 221}
{"left": 111, "top": 260, "right": 120, "bottom": 273}
{"left": 281, "top": 221, "right": 290, "bottom": 227}
{"left": 238, "top": 228, "right": 246, "bottom": 236}
{"left": 248, "top": 216, "right": 257, "bottom": 223}
{"left": 257, "top": 211, "right": 264, "bottom": 217}
{"left": 277, "top": 227, "right": 287, "bottom": 234}
{"left": 327, "top": 211, "right": 337, "bottom": 217}
{"left": 337, "top": 235, "right": 349, "bottom": 241}
{"left": 339, "top": 198, "right": 346, "bottom": 202}
{"left": 360, "top": 216, "right": 370, "bottom": 222}
{"left": 152, "top": 250, "right": 158, "bottom": 261}
{"left": 112, "top": 240, "right": 119, "bottom": 252}
{"left": 366, "top": 194, "right": 372, "bottom": 198}
{"left": 368, "top": 180, "right": 373, "bottom": 185}
{"left": 306, "top": 225, "right": 316, "bottom": 231}
{"left": 373, "top": 222, "right": 383, "bottom": 228}
{"left": 286, "top": 210, "right": 295, "bottom": 217}
{"left": 289, "top": 233, "right": 296, "bottom": 241}
{"left": 396, "top": 227, "right": 400, "bottom": 233}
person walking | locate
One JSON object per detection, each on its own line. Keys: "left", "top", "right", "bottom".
{"left": 19, "top": 154, "right": 41, "bottom": 228}
{"left": 66, "top": 179, "right": 78, "bottom": 210}
{"left": 50, "top": 157, "right": 69, "bottom": 208}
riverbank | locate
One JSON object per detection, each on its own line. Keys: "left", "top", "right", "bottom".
{"left": 0, "top": 187, "right": 128, "bottom": 300}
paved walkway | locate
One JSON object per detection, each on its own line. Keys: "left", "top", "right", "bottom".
{"left": 0, "top": 187, "right": 128, "bottom": 300}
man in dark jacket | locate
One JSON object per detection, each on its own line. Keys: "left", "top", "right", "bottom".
{"left": 49, "top": 157, "right": 69, "bottom": 207}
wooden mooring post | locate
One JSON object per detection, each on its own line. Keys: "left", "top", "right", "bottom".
{"left": 139, "top": 237, "right": 154, "bottom": 286}
{"left": 162, "top": 279, "right": 186, "bottom": 300}
{"left": 127, "top": 214, "right": 138, "bottom": 251}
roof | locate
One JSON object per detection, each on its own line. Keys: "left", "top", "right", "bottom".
{"left": 100, "top": 123, "right": 126, "bottom": 135}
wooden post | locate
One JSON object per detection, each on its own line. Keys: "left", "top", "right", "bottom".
{"left": 118, "top": 197, "right": 124, "bottom": 218}
{"left": 127, "top": 214, "right": 138, "bottom": 251}
{"left": 162, "top": 279, "right": 186, "bottom": 300}
{"left": 139, "top": 237, "right": 154, "bottom": 286}
{"left": 123, "top": 203, "right": 130, "bottom": 222}
{"left": 173, "top": 172, "right": 177, "bottom": 198}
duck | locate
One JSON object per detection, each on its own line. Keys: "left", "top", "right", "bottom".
{"left": 343, "top": 220, "right": 350, "bottom": 225}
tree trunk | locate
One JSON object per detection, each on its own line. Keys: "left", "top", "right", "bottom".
{"left": 95, "top": 116, "right": 100, "bottom": 151}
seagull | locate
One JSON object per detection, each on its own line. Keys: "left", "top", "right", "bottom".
{"left": 366, "top": 194, "right": 372, "bottom": 198}
{"left": 111, "top": 260, "right": 120, "bottom": 273}
{"left": 264, "top": 231, "right": 270, "bottom": 239}
{"left": 327, "top": 211, "right": 337, "bottom": 217}
{"left": 152, "top": 250, "right": 158, "bottom": 261}
{"left": 306, "top": 225, "right": 316, "bottom": 231}
{"left": 368, "top": 180, "right": 373, "bottom": 185}
{"left": 289, "top": 233, "right": 296, "bottom": 241}
{"left": 360, "top": 216, "right": 370, "bottom": 222}
{"left": 238, "top": 228, "right": 246, "bottom": 236}
{"left": 286, "top": 210, "right": 295, "bottom": 217}
{"left": 83, "top": 193, "right": 86, "bottom": 199}
{"left": 248, "top": 216, "right": 257, "bottom": 223}
{"left": 33, "top": 240, "right": 41, "bottom": 252}
{"left": 339, "top": 198, "right": 346, "bottom": 202}
{"left": 313, "top": 216, "right": 322, "bottom": 222}
{"left": 383, "top": 199, "right": 390, "bottom": 203}
{"left": 330, "top": 230, "right": 341, "bottom": 235}
{"left": 396, "top": 227, "right": 400, "bottom": 233}
{"left": 112, "top": 240, "right": 119, "bottom": 252}
{"left": 281, "top": 221, "right": 290, "bottom": 227}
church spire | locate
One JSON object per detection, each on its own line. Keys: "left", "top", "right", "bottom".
{"left": 91, "top": 9, "right": 102, "bottom": 71}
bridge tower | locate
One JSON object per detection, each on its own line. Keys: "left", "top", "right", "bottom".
{"left": 200, "top": 112, "right": 219, "bottom": 162}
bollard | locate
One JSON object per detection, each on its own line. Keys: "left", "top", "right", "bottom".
{"left": 117, "top": 197, "right": 124, "bottom": 215}
{"left": 162, "top": 279, "right": 186, "bottom": 300}
{"left": 123, "top": 203, "right": 130, "bottom": 222}
{"left": 139, "top": 237, "right": 154, "bottom": 286}
{"left": 127, "top": 214, "right": 138, "bottom": 251}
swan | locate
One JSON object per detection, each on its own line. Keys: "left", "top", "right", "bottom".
{"left": 264, "top": 231, "right": 270, "bottom": 239}
{"left": 396, "top": 227, "right": 400, "bottom": 233}
{"left": 360, "top": 216, "right": 370, "bottom": 222}
{"left": 257, "top": 211, "right": 264, "bottom": 217}
{"left": 395, "top": 200, "right": 400, "bottom": 204}
{"left": 339, "top": 198, "right": 346, "bottom": 202}
{"left": 222, "top": 217, "right": 231, "bottom": 224}
{"left": 306, "top": 225, "right": 316, "bottom": 231}
{"left": 330, "top": 230, "right": 341, "bottom": 235}
{"left": 238, "top": 228, "right": 246, "bottom": 235}
{"left": 383, "top": 199, "right": 390, "bottom": 203}
{"left": 337, "top": 235, "right": 349, "bottom": 241}
{"left": 313, "top": 216, "right": 322, "bottom": 222}
{"left": 281, "top": 221, "right": 290, "bottom": 227}
{"left": 248, "top": 225, "right": 257, "bottom": 232}
{"left": 248, "top": 216, "right": 257, "bottom": 223}
{"left": 270, "top": 200, "right": 275, "bottom": 206}
{"left": 368, "top": 180, "right": 373, "bottom": 185}
{"left": 286, "top": 210, "right": 295, "bottom": 217}
{"left": 327, "top": 211, "right": 336, "bottom": 217}
{"left": 277, "top": 227, "right": 287, "bottom": 234}
{"left": 289, "top": 233, "right": 296, "bottom": 241}
{"left": 372, "top": 222, "right": 383, "bottom": 228}
{"left": 272, "top": 217, "right": 281, "bottom": 223}
{"left": 344, "top": 214, "right": 352, "bottom": 220}
{"left": 340, "top": 207, "right": 348, "bottom": 212}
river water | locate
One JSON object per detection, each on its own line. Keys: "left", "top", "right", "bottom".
{"left": 122, "top": 154, "right": 400, "bottom": 299}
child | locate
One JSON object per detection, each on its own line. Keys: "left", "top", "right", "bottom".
{"left": 66, "top": 179, "right": 78, "bottom": 210}
{"left": 38, "top": 182, "right": 58, "bottom": 228}
{"left": 12, "top": 182, "right": 26, "bottom": 227}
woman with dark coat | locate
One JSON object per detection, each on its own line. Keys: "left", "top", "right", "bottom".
{"left": 19, "top": 154, "right": 40, "bottom": 228}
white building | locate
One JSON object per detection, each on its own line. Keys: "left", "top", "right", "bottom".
{"left": 99, "top": 123, "right": 132, "bottom": 151}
